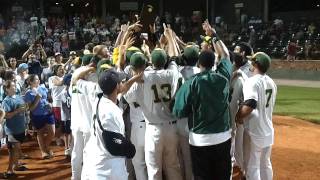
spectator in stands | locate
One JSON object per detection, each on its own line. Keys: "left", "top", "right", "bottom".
{"left": 41, "top": 57, "right": 55, "bottom": 86}
{"left": 26, "top": 53, "right": 43, "bottom": 79}
{"left": 248, "top": 26, "right": 256, "bottom": 48}
{"left": 16, "top": 63, "right": 29, "bottom": 95}
{"left": 2, "top": 80, "right": 27, "bottom": 179}
{"left": 48, "top": 64, "right": 65, "bottom": 146}
{"left": 8, "top": 57, "right": 18, "bottom": 74}
{"left": 55, "top": 52, "right": 64, "bottom": 65}
{"left": 0, "top": 71, "right": 22, "bottom": 103}
{"left": 24, "top": 74, "right": 55, "bottom": 159}
{"left": 61, "top": 74, "right": 72, "bottom": 157}
{"left": 287, "top": 40, "right": 298, "bottom": 61}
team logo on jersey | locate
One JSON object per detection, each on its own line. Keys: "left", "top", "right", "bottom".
{"left": 71, "top": 85, "right": 82, "bottom": 94}
{"left": 113, "top": 138, "right": 122, "bottom": 144}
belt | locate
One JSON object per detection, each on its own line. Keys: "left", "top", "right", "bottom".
{"left": 148, "top": 120, "right": 177, "bottom": 125}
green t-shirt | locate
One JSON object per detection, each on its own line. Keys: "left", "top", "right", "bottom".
{"left": 173, "top": 58, "right": 232, "bottom": 134}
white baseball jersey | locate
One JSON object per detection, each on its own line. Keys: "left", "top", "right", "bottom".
{"left": 70, "top": 66, "right": 100, "bottom": 132}
{"left": 124, "top": 61, "right": 181, "bottom": 123}
{"left": 230, "top": 69, "right": 248, "bottom": 129}
{"left": 240, "top": 61, "right": 253, "bottom": 78}
{"left": 243, "top": 74, "right": 277, "bottom": 148}
{"left": 123, "top": 65, "right": 146, "bottom": 123}
{"left": 82, "top": 96, "right": 127, "bottom": 180}
{"left": 179, "top": 66, "right": 200, "bottom": 80}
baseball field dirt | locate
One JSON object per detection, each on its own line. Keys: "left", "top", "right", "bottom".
{"left": 0, "top": 115, "right": 319, "bottom": 180}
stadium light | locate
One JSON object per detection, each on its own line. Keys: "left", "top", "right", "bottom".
{"left": 56, "top": 2, "right": 59, "bottom": 5}
{"left": 70, "top": 3, "right": 74, "bottom": 7}
{"left": 85, "top": 3, "right": 90, "bottom": 7}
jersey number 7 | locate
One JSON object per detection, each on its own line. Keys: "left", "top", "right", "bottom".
{"left": 151, "top": 84, "right": 171, "bottom": 103}
{"left": 265, "top": 89, "right": 272, "bottom": 107}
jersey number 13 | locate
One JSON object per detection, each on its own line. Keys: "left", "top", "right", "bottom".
{"left": 151, "top": 84, "right": 171, "bottom": 103}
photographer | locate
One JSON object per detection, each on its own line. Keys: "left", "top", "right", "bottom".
{"left": 22, "top": 40, "right": 47, "bottom": 79}
{"left": 22, "top": 40, "right": 47, "bottom": 62}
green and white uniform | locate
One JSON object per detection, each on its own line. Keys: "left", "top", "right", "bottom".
{"left": 242, "top": 74, "right": 277, "bottom": 180}
{"left": 124, "top": 61, "right": 183, "bottom": 180}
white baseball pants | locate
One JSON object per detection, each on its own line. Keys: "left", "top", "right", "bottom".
{"left": 71, "top": 130, "right": 90, "bottom": 180}
{"left": 243, "top": 132, "right": 273, "bottom": 180}
{"left": 234, "top": 124, "right": 244, "bottom": 169}
{"left": 130, "top": 121, "right": 148, "bottom": 180}
{"left": 145, "top": 122, "right": 182, "bottom": 180}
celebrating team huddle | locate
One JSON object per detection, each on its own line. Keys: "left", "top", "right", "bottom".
{"left": 66, "top": 20, "right": 277, "bottom": 180}
{"left": 0, "top": 18, "right": 277, "bottom": 180}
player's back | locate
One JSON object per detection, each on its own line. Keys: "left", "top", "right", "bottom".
{"left": 245, "top": 74, "right": 277, "bottom": 142}
{"left": 142, "top": 67, "right": 179, "bottom": 123}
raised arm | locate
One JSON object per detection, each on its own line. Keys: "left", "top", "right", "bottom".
{"left": 114, "top": 22, "right": 130, "bottom": 47}
{"left": 0, "top": 55, "right": 8, "bottom": 68}
{"left": 163, "top": 23, "right": 179, "bottom": 57}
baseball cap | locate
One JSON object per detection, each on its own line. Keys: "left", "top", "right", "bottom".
{"left": 17, "top": 63, "right": 29, "bottom": 73}
{"left": 55, "top": 52, "right": 62, "bottom": 57}
{"left": 81, "top": 54, "right": 94, "bottom": 66}
{"left": 90, "top": 55, "right": 102, "bottom": 67}
{"left": 130, "top": 52, "right": 146, "bottom": 69}
{"left": 182, "top": 45, "right": 199, "bottom": 66}
{"left": 98, "top": 69, "right": 126, "bottom": 95}
{"left": 249, "top": 52, "right": 271, "bottom": 73}
{"left": 96, "top": 59, "right": 113, "bottom": 76}
{"left": 151, "top": 48, "right": 167, "bottom": 68}
{"left": 125, "top": 46, "right": 141, "bottom": 63}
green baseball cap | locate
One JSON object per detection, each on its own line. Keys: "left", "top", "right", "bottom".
{"left": 151, "top": 48, "right": 167, "bottom": 68}
{"left": 126, "top": 46, "right": 141, "bottom": 63}
{"left": 130, "top": 52, "right": 146, "bottom": 69}
{"left": 183, "top": 45, "right": 199, "bottom": 66}
{"left": 250, "top": 52, "right": 271, "bottom": 73}
{"left": 81, "top": 54, "right": 94, "bottom": 66}
{"left": 97, "top": 59, "right": 113, "bottom": 76}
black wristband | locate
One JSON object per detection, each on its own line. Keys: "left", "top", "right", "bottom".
{"left": 212, "top": 36, "right": 220, "bottom": 43}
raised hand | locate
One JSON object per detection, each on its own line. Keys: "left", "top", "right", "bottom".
{"left": 202, "top": 19, "right": 216, "bottom": 37}
{"left": 124, "top": 36, "right": 136, "bottom": 49}
{"left": 121, "top": 22, "right": 130, "bottom": 32}
{"left": 128, "top": 21, "right": 143, "bottom": 33}
{"left": 149, "top": 23, "right": 156, "bottom": 34}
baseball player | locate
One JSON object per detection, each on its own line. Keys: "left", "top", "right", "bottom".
{"left": 74, "top": 68, "right": 141, "bottom": 179}
{"left": 236, "top": 52, "right": 277, "bottom": 180}
{"left": 234, "top": 42, "right": 254, "bottom": 78}
{"left": 229, "top": 53, "right": 249, "bottom": 174}
{"left": 72, "top": 63, "right": 143, "bottom": 179}
{"left": 123, "top": 52, "right": 148, "bottom": 180}
{"left": 70, "top": 65, "right": 95, "bottom": 180}
{"left": 124, "top": 48, "right": 182, "bottom": 180}
{"left": 176, "top": 45, "right": 200, "bottom": 180}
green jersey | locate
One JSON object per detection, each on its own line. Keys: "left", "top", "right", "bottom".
{"left": 173, "top": 58, "right": 233, "bottom": 135}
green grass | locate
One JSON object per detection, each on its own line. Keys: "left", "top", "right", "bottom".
{"left": 274, "top": 86, "right": 320, "bottom": 123}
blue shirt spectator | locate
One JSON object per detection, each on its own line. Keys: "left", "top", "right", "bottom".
{"left": 2, "top": 95, "right": 26, "bottom": 135}
{"left": 24, "top": 85, "right": 50, "bottom": 116}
